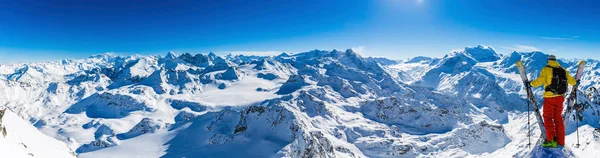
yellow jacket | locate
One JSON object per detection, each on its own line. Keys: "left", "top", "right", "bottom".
{"left": 530, "top": 60, "right": 577, "bottom": 98}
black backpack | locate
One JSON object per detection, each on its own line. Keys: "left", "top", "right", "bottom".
{"left": 545, "top": 66, "right": 568, "bottom": 95}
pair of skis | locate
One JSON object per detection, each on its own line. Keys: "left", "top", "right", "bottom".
{"left": 563, "top": 61, "right": 587, "bottom": 148}
{"left": 516, "top": 60, "right": 547, "bottom": 147}
{"left": 516, "top": 60, "right": 586, "bottom": 148}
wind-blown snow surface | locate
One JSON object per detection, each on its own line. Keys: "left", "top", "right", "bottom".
{"left": 0, "top": 46, "right": 599, "bottom": 157}
{"left": 0, "top": 109, "right": 76, "bottom": 158}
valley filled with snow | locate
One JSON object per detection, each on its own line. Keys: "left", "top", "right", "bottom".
{"left": 1, "top": 46, "right": 599, "bottom": 157}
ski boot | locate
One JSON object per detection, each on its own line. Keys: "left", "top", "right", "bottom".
{"left": 542, "top": 140, "right": 557, "bottom": 148}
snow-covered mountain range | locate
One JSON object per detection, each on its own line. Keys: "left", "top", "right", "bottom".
{"left": 0, "top": 45, "right": 599, "bottom": 157}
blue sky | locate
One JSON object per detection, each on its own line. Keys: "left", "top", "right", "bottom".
{"left": 1, "top": 0, "right": 599, "bottom": 63}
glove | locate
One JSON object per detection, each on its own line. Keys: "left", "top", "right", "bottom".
{"left": 574, "top": 103, "right": 584, "bottom": 112}
{"left": 525, "top": 81, "right": 531, "bottom": 88}
{"left": 575, "top": 80, "right": 581, "bottom": 87}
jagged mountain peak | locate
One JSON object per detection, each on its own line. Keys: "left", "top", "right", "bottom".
{"left": 179, "top": 52, "right": 210, "bottom": 65}
{"left": 497, "top": 51, "right": 555, "bottom": 74}
{"left": 405, "top": 56, "right": 434, "bottom": 63}
{"left": 227, "top": 54, "right": 268, "bottom": 64}
{"left": 164, "top": 51, "right": 177, "bottom": 60}
{"left": 435, "top": 50, "right": 478, "bottom": 71}
{"left": 278, "top": 52, "right": 291, "bottom": 57}
{"left": 291, "top": 49, "right": 364, "bottom": 63}
{"left": 176, "top": 52, "right": 234, "bottom": 69}
{"left": 506, "top": 51, "right": 553, "bottom": 64}
{"left": 89, "top": 52, "right": 118, "bottom": 60}
{"left": 293, "top": 49, "right": 331, "bottom": 59}
{"left": 453, "top": 45, "right": 500, "bottom": 62}
{"left": 367, "top": 57, "right": 400, "bottom": 66}
{"left": 208, "top": 52, "right": 217, "bottom": 59}
{"left": 344, "top": 48, "right": 359, "bottom": 56}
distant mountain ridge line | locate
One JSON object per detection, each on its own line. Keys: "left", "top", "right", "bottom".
{"left": 1, "top": 45, "right": 598, "bottom": 66}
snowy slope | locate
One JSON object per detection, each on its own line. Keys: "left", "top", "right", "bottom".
{"left": 0, "top": 46, "right": 599, "bottom": 158}
{"left": 0, "top": 109, "right": 76, "bottom": 158}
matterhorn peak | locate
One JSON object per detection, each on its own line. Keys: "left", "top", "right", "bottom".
{"left": 165, "top": 51, "right": 177, "bottom": 60}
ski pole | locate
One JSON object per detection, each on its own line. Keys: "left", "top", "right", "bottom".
{"left": 575, "top": 94, "right": 580, "bottom": 148}
{"left": 576, "top": 111, "right": 580, "bottom": 148}
{"left": 527, "top": 99, "right": 531, "bottom": 148}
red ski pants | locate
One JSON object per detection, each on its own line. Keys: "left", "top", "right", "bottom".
{"left": 543, "top": 96, "right": 565, "bottom": 146}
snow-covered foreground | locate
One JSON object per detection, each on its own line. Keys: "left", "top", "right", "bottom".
{"left": 0, "top": 109, "right": 76, "bottom": 158}
{"left": 1, "top": 46, "right": 599, "bottom": 157}
{"left": 78, "top": 127, "right": 184, "bottom": 158}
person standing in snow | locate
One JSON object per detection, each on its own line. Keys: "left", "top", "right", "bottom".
{"left": 526, "top": 55, "right": 579, "bottom": 148}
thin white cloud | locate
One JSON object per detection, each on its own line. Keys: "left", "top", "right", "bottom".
{"left": 513, "top": 45, "right": 541, "bottom": 52}
{"left": 351, "top": 46, "right": 366, "bottom": 55}
{"left": 541, "top": 36, "right": 578, "bottom": 40}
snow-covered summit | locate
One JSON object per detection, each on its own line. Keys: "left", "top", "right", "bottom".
{"left": 461, "top": 45, "right": 501, "bottom": 62}
{"left": 164, "top": 51, "right": 177, "bottom": 60}
{"left": 405, "top": 56, "right": 434, "bottom": 64}
{"left": 497, "top": 51, "right": 550, "bottom": 74}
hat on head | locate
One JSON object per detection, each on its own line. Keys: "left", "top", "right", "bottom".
{"left": 548, "top": 55, "right": 556, "bottom": 61}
